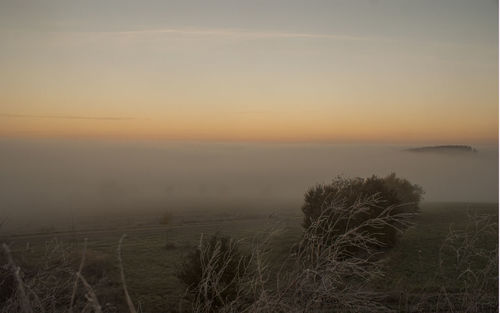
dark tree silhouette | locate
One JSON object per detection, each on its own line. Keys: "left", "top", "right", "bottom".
{"left": 301, "top": 173, "right": 423, "bottom": 249}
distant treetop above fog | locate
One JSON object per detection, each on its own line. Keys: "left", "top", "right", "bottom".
{"left": 406, "top": 145, "right": 478, "bottom": 154}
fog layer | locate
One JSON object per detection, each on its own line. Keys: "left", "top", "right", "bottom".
{"left": 0, "top": 139, "right": 497, "bottom": 229}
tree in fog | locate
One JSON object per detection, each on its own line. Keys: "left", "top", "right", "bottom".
{"left": 301, "top": 173, "right": 423, "bottom": 249}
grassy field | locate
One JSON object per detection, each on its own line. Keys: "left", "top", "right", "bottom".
{"left": 2, "top": 202, "right": 498, "bottom": 312}
{"left": 383, "top": 202, "right": 498, "bottom": 287}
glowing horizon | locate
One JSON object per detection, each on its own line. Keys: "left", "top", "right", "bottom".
{"left": 0, "top": 0, "right": 498, "bottom": 144}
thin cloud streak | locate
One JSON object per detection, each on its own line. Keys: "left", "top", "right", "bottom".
{"left": 0, "top": 114, "right": 135, "bottom": 121}
{"left": 113, "top": 28, "right": 377, "bottom": 41}
{"left": 39, "top": 27, "right": 384, "bottom": 42}
{"left": 99, "top": 28, "right": 478, "bottom": 48}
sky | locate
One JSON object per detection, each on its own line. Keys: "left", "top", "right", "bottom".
{"left": 0, "top": 0, "right": 498, "bottom": 144}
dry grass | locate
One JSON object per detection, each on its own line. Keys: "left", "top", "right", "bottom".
{"left": 176, "top": 198, "right": 498, "bottom": 313}
{"left": 0, "top": 237, "right": 132, "bottom": 313}
{"left": 1, "top": 202, "right": 497, "bottom": 313}
{"left": 179, "top": 195, "right": 416, "bottom": 313}
{"left": 406, "top": 211, "right": 499, "bottom": 313}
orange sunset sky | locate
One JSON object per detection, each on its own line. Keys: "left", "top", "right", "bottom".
{"left": 0, "top": 0, "right": 498, "bottom": 144}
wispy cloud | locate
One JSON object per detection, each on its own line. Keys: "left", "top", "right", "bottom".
{"left": 108, "top": 28, "right": 376, "bottom": 41}
{"left": 44, "top": 27, "right": 381, "bottom": 42}
{"left": 0, "top": 114, "right": 135, "bottom": 121}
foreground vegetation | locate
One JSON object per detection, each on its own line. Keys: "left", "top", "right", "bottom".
{"left": 1, "top": 198, "right": 498, "bottom": 312}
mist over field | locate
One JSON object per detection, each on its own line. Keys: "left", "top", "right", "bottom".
{"left": 0, "top": 0, "right": 498, "bottom": 311}
{"left": 0, "top": 139, "right": 497, "bottom": 231}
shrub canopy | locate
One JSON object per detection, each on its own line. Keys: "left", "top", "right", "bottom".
{"left": 301, "top": 173, "right": 423, "bottom": 249}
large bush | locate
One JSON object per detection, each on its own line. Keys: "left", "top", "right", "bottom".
{"left": 301, "top": 173, "right": 423, "bottom": 249}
